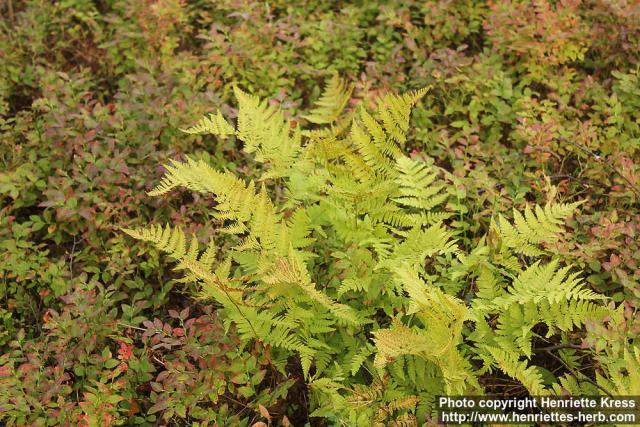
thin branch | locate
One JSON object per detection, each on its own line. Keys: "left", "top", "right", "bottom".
{"left": 545, "top": 349, "right": 612, "bottom": 397}
{"left": 563, "top": 139, "right": 640, "bottom": 201}
{"left": 7, "top": 0, "right": 14, "bottom": 23}
{"left": 152, "top": 355, "right": 166, "bottom": 367}
{"left": 68, "top": 235, "right": 78, "bottom": 276}
{"left": 117, "top": 322, "right": 146, "bottom": 331}
{"left": 533, "top": 343, "right": 583, "bottom": 352}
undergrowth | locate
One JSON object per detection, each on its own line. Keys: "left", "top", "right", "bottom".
{"left": 1, "top": 0, "right": 639, "bottom": 425}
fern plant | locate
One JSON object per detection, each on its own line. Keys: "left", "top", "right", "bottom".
{"left": 124, "top": 77, "right": 621, "bottom": 425}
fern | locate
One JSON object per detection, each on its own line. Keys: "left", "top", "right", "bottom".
{"left": 261, "top": 248, "right": 361, "bottom": 326}
{"left": 491, "top": 201, "right": 583, "bottom": 256}
{"left": 125, "top": 81, "right": 618, "bottom": 425}
{"left": 350, "top": 119, "right": 395, "bottom": 175}
{"left": 485, "top": 346, "right": 549, "bottom": 395}
{"left": 123, "top": 223, "right": 194, "bottom": 261}
{"left": 233, "top": 86, "right": 302, "bottom": 178}
{"left": 597, "top": 347, "right": 640, "bottom": 395}
{"left": 375, "top": 88, "right": 428, "bottom": 146}
{"left": 180, "top": 110, "right": 235, "bottom": 137}
{"left": 303, "top": 74, "right": 354, "bottom": 124}
{"left": 495, "top": 260, "right": 604, "bottom": 309}
{"left": 377, "top": 224, "right": 457, "bottom": 271}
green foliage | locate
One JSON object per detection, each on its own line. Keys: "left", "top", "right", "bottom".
{"left": 303, "top": 74, "right": 354, "bottom": 125}
{"left": 126, "top": 85, "right": 623, "bottom": 424}
{"left": 2, "top": 0, "right": 640, "bottom": 425}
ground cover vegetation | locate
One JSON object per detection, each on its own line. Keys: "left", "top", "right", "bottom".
{"left": 0, "top": 0, "right": 639, "bottom": 425}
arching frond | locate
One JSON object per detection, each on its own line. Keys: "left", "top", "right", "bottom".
{"left": 485, "top": 346, "right": 549, "bottom": 395}
{"left": 375, "top": 87, "right": 429, "bottom": 146}
{"left": 303, "top": 74, "right": 354, "bottom": 124}
{"left": 180, "top": 110, "right": 235, "bottom": 137}
{"left": 491, "top": 201, "right": 584, "bottom": 255}
{"left": 234, "top": 86, "right": 302, "bottom": 178}
{"left": 393, "top": 156, "right": 448, "bottom": 211}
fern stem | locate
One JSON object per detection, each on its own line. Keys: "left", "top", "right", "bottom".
{"left": 221, "top": 286, "right": 260, "bottom": 340}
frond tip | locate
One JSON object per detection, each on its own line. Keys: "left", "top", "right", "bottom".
{"left": 180, "top": 111, "right": 235, "bottom": 137}
{"left": 303, "top": 74, "right": 354, "bottom": 124}
{"left": 122, "top": 224, "right": 196, "bottom": 263}
{"left": 491, "top": 201, "right": 584, "bottom": 255}
{"left": 375, "top": 87, "right": 429, "bottom": 146}
{"left": 486, "top": 346, "right": 549, "bottom": 395}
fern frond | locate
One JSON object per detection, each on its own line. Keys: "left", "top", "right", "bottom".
{"left": 372, "top": 395, "right": 420, "bottom": 427}
{"left": 338, "top": 148, "right": 378, "bottom": 182}
{"left": 492, "top": 202, "right": 583, "bottom": 255}
{"left": 262, "top": 248, "right": 361, "bottom": 326}
{"left": 249, "top": 185, "right": 280, "bottom": 250}
{"left": 349, "top": 346, "right": 374, "bottom": 376}
{"left": 341, "top": 88, "right": 428, "bottom": 180}
{"left": 538, "top": 298, "right": 611, "bottom": 332}
{"left": 375, "top": 87, "right": 429, "bottom": 146}
{"left": 373, "top": 321, "right": 433, "bottom": 369}
{"left": 393, "top": 156, "right": 448, "bottom": 211}
{"left": 486, "top": 346, "right": 549, "bottom": 395}
{"left": 471, "top": 265, "right": 504, "bottom": 312}
{"left": 285, "top": 208, "right": 316, "bottom": 249}
{"left": 176, "top": 256, "right": 252, "bottom": 293}
{"left": 369, "top": 209, "right": 451, "bottom": 233}
{"left": 387, "top": 396, "right": 420, "bottom": 413}
{"left": 348, "top": 385, "right": 385, "bottom": 408}
{"left": 373, "top": 316, "right": 455, "bottom": 365}
{"left": 599, "top": 347, "right": 640, "bottom": 395}
{"left": 303, "top": 74, "right": 353, "bottom": 124}
{"left": 350, "top": 120, "right": 394, "bottom": 174}
{"left": 360, "top": 108, "right": 403, "bottom": 160}
{"left": 337, "top": 277, "right": 370, "bottom": 297}
{"left": 122, "top": 225, "right": 256, "bottom": 296}
{"left": 494, "top": 304, "right": 536, "bottom": 356}
{"left": 180, "top": 110, "right": 235, "bottom": 137}
{"left": 378, "top": 223, "right": 457, "bottom": 270}
{"left": 372, "top": 317, "right": 476, "bottom": 394}
{"left": 234, "top": 86, "right": 280, "bottom": 151}
{"left": 393, "top": 266, "right": 469, "bottom": 327}
{"left": 496, "top": 260, "right": 604, "bottom": 309}
{"left": 122, "top": 224, "right": 193, "bottom": 262}
{"left": 227, "top": 307, "right": 312, "bottom": 359}
{"left": 388, "top": 413, "right": 418, "bottom": 427}
{"left": 302, "top": 116, "right": 353, "bottom": 140}
{"left": 148, "top": 157, "right": 258, "bottom": 233}
{"left": 149, "top": 156, "right": 246, "bottom": 196}
{"left": 233, "top": 86, "right": 302, "bottom": 178}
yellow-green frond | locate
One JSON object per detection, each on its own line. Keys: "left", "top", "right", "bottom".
{"left": 122, "top": 224, "right": 194, "bottom": 262}
{"left": 491, "top": 201, "right": 583, "bottom": 255}
{"left": 180, "top": 111, "right": 235, "bottom": 137}
{"left": 393, "top": 156, "right": 448, "bottom": 211}
{"left": 303, "top": 74, "right": 354, "bottom": 124}
{"left": 486, "top": 347, "right": 549, "bottom": 395}
{"left": 148, "top": 157, "right": 246, "bottom": 197}
{"left": 375, "top": 87, "right": 429, "bottom": 146}
{"left": 233, "top": 86, "right": 302, "bottom": 177}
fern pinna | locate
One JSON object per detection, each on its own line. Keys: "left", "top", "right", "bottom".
{"left": 124, "top": 76, "right": 624, "bottom": 425}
